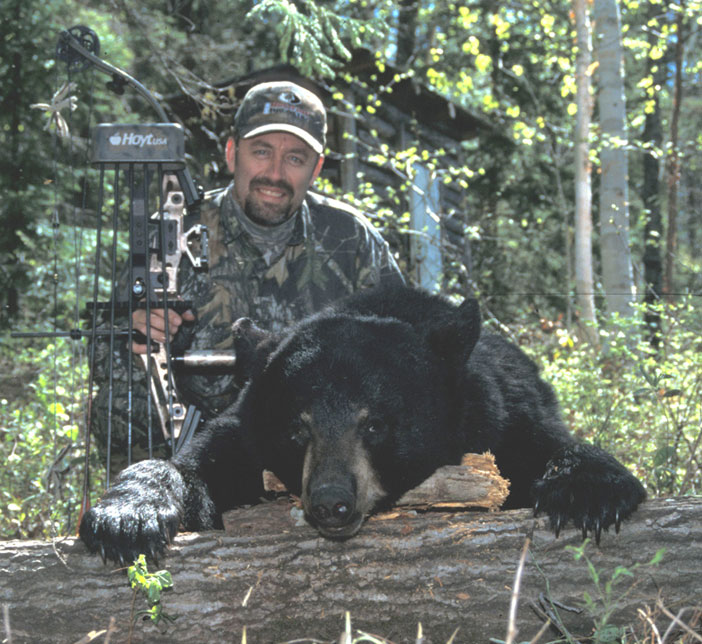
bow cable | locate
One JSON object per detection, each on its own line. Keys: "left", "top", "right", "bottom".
{"left": 12, "top": 27, "right": 236, "bottom": 518}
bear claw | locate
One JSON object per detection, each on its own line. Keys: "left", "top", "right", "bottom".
{"left": 532, "top": 443, "right": 646, "bottom": 543}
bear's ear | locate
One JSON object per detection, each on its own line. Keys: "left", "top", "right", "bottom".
{"left": 426, "top": 297, "right": 481, "bottom": 367}
{"left": 232, "top": 317, "right": 281, "bottom": 386}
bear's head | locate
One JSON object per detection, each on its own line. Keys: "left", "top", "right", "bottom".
{"left": 233, "top": 300, "right": 481, "bottom": 539}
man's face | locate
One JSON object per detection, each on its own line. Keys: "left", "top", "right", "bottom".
{"left": 227, "top": 132, "right": 324, "bottom": 226}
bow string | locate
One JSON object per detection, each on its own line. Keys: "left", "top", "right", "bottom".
{"left": 14, "top": 26, "right": 236, "bottom": 504}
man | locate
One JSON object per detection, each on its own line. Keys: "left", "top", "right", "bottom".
{"left": 91, "top": 80, "right": 404, "bottom": 463}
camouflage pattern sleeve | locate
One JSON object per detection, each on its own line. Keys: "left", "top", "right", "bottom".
{"left": 304, "top": 191, "right": 405, "bottom": 290}
{"left": 89, "top": 185, "right": 406, "bottom": 469}
{"left": 89, "top": 264, "right": 200, "bottom": 469}
{"left": 88, "top": 299, "right": 183, "bottom": 470}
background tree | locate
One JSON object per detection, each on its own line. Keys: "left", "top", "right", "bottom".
{"left": 0, "top": 0, "right": 60, "bottom": 329}
{"left": 662, "top": 1, "right": 685, "bottom": 301}
{"left": 573, "top": 0, "right": 598, "bottom": 343}
{"left": 640, "top": 3, "right": 667, "bottom": 345}
{"left": 593, "top": 0, "right": 636, "bottom": 317}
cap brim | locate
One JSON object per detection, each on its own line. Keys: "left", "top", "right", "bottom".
{"left": 242, "top": 124, "right": 324, "bottom": 155}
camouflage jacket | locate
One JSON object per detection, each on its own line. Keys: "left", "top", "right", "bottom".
{"left": 91, "top": 183, "right": 404, "bottom": 460}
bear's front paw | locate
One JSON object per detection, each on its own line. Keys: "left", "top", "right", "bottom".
{"left": 532, "top": 444, "right": 646, "bottom": 544}
{"left": 79, "top": 460, "right": 185, "bottom": 565}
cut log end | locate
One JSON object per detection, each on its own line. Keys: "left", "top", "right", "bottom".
{"left": 395, "top": 452, "right": 510, "bottom": 511}
{"left": 229, "top": 452, "right": 510, "bottom": 535}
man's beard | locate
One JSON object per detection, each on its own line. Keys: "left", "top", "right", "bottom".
{"left": 244, "top": 178, "right": 296, "bottom": 227}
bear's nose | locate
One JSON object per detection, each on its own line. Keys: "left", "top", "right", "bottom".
{"left": 308, "top": 484, "right": 355, "bottom": 526}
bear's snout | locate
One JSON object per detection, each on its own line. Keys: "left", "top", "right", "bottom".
{"left": 297, "top": 407, "right": 389, "bottom": 539}
{"left": 304, "top": 462, "right": 364, "bottom": 538}
{"left": 308, "top": 482, "right": 356, "bottom": 527}
{"left": 301, "top": 438, "right": 370, "bottom": 538}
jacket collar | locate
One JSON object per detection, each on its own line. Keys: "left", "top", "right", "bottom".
{"left": 219, "top": 182, "right": 309, "bottom": 247}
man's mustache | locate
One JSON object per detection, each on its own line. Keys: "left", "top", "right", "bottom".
{"left": 250, "top": 178, "right": 294, "bottom": 198}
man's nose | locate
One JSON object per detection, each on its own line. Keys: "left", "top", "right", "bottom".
{"left": 262, "top": 153, "right": 285, "bottom": 181}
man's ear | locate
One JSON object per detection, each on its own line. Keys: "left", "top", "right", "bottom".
{"left": 225, "top": 137, "right": 236, "bottom": 174}
{"left": 310, "top": 154, "right": 324, "bottom": 184}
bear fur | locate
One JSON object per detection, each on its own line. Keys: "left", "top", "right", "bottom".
{"left": 80, "top": 285, "right": 646, "bottom": 564}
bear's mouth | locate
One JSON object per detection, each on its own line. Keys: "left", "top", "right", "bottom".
{"left": 310, "top": 512, "right": 366, "bottom": 540}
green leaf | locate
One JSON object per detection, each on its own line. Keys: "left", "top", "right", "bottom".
{"left": 610, "top": 565, "right": 634, "bottom": 583}
{"left": 648, "top": 548, "right": 666, "bottom": 566}
{"left": 154, "top": 570, "right": 173, "bottom": 589}
{"left": 653, "top": 445, "right": 676, "bottom": 467}
{"left": 146, "top": 583, "right": 162, "bottom": 603}
{"left": 279, "top": 15, "right": 294, "bottom": 59}
{"left": 595, "top": 625, "right": 622, "bottom": 642}
{"left": 475, "top": 53, "right": 492, "bottom": 72}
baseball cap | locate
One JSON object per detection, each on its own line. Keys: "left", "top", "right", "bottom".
{"left": 234, "top": 81, "right": 326, "bottom": 155}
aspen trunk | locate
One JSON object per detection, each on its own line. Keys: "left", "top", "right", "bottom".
{"left": 593, "top": 0, "right": 635, "bottom": 317}
{"left": 573, "top": 0, "right": 598, "bottom": 343}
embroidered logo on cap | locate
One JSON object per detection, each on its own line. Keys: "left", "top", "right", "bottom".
{"left": 279, "top": 91, "right": 301, "bottom": 104}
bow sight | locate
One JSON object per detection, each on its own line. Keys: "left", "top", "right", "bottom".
{"left": 15, "top": 26, "right": 234, "bottom": 478}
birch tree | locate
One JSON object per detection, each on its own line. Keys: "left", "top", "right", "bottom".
{"left": 573, "top": 0, "right": 598, "bottom": 344}
{"left": 663, "top": 3, "right": 685, "bottom": 301}
{"left": 592, "top": 0, "right": 635, "bottom": 317}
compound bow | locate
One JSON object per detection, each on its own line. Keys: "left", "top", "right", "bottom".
{"left": 14, "top": 26, "right": 236, "bottom": 497}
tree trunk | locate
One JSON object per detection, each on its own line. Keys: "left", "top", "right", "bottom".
{"left": 593, "top": 0, "right": 635, "bottom": 317}
{"left": 663, "top": 6, "right": 685, "bottom": 302}
{"left": 1, "top": 497, "right": 701, "bottom": 644}
{"left": 572, "top": 0, "right": 598, "bottom": 344}
{"left": 684, "top": 165, "right": 700, "bottom": 261}
{"left": 396, "top": 0, "right": 419, "bottom": 68}
{"left": 641, "top": 13, "right": 666, "bottom": 347}
{"left": 339, "top": 89, "right": 359, "bottom": 195}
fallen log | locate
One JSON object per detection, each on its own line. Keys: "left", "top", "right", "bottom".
{"left": 1, "top": 496, "right": 701, "bottom": 644}
{"left": 254, "top": 452, "right": 511, "bottom": 525}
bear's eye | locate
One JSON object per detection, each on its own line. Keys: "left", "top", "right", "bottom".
{"left": 361, "top": 421, "right": 386, "bottom": 444}
{"left": 289, "top": 424, "right": 310, "bottom": 447}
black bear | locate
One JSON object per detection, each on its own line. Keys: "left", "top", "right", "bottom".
{"left": 80, "top": 285, "right": 646, "bottom": 564}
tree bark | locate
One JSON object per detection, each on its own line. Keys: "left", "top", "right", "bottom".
{"left": 641, "top": 12, "right": 666, "bottom": 347}
{"left": 396, "top": 0, "right": 419, "bottom": 68}
{"left": 572, "top": 0, "right": 598, "bottom": 344}
{"left": 1, "top": 497, "right": 701, "bottom": 644}
{"left": 663, "top": 6, "right": 685, "bottom": 302}
{"left": 593, "top": 0, "right": 635, "bottom": 317}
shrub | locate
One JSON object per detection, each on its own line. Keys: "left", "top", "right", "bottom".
{"left": 532, "top": 299, "right": 702, "bottom": 497}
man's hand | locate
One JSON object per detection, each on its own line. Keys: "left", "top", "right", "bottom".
{"left": 131, "top": 308, "right": 195, "bottom": 353}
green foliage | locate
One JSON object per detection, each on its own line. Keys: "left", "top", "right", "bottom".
{"left": 0, "top": 337, "right": 93, "bottom": 539}
{"left": 246, "top": 0, "right": 391, "bottom": 77}
{"left": 0, "top": 213, "right": 113, "bottom": 538}
{"left": 533, "top": 298, "right": 702, "bottom": 497}
{"left": 127, "top": 554, "right": 176, "bottom": 626}
{"left": 560, "top": 540, "right": 666, "bottom": 643}
{"left": 0, "top": 0, "right": 59, "bottom": 328}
